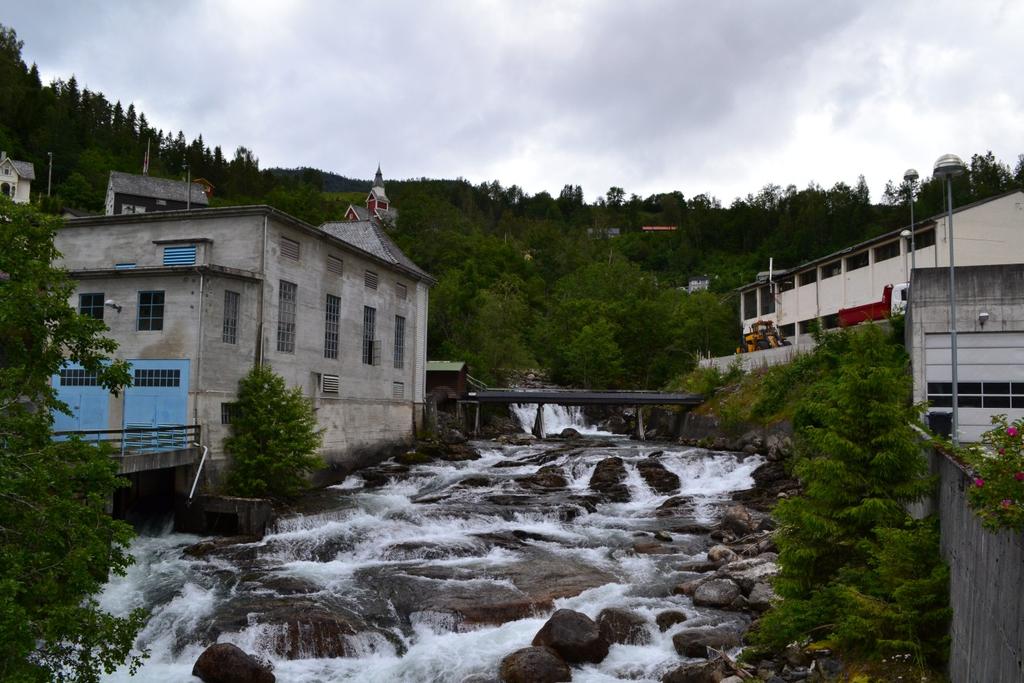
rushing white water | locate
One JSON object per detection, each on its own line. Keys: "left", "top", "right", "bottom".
{"left": 98, "top": 440, "right": 760, "bottom": 682}
{"left": 509, "top": 403, "right": 613, "bottom": 436}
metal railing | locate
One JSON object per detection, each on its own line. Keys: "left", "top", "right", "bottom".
{"left": 52, "top": 424, "right": 201, "bottom": 456}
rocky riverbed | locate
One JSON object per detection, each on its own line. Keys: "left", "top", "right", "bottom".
{"left": 99, "top": 415, "right": 793, "bottom": 682}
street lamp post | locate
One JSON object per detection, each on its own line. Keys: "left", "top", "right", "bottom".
{"left": 903, "top": 168, "right": 919, "bottom": 277}
{"left": 900, "top": 229, "right": 911, "bottom": 282}
{"left": 47, "top": 152, "right": 53, "bottom": 197}
{"left": 933, "top": 153, "right": 965, "bottom": 445}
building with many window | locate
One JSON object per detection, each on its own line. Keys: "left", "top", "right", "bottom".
{"left": 54, "top": 204, "right": 433, "bottom": 485}
{"left": 736, "top": 190, "right": 1024, "bottom": 346}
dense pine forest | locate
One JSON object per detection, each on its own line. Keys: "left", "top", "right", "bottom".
{"left": 4, "top": 23, "right": 1024, "bottom": 388}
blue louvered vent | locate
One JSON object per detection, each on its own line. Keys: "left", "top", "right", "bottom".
{"left": 163, "top": 245, "right": 196, "bottom": 266}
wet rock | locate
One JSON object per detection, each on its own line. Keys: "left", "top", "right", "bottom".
{"left": 192, "top": 642, "right": 275, "bottom": 683}
{"left": 442, "top": 428, "right": 468, "bottom": 445}
{"left": 672, "top": 625, "right": 741, "bottom": 657}
{"left": 656, "top": 496, "right": 691, "bottom": 514}
{"left": 677, "top": 561, "right": 719, "bottom": 573}
{"left": 748, "top": 582, "right": 776, "bottom": 611}
{"left": 707, "top": 545, "right": 738, "bottom": 564}
{"left": 458, "top": 476, "right": 494, "bottom": 488}
{"left": 500, "top": 433, "right": 538, "bottom": 446}
{"left": 596, "top": 608, "right": 651, "bottom": 645}
{"left": 655, "top": 610, "right": 688, "bottom": 631}
{"left": 559, "top": 427, "right": 582, "bottom": 439}
{"left": 632, "top": 541, "right": 671, "bottom": 555}
{"left": 716, "top": 557, "right": 779, "bottom": 593}
{"left": 783, "top": 642, "right": 811, "bottom": 668}
{"left": 532, "top": 609, "right": 609, "bottom": 664}
{"left": 441, "top": 443, "right": 482, "bottom": 461}
{"left": 653, "top": 530, "right": 673, "bottom": 542}
{"left": 518, "top": 465, "right": 568, "bottom": 490}
{"left": 499, "top": 646, "right": 571, "bottom": 683}
{"left": 720, "top": 505, "right": 757, "bottom": 537}
{"left": 396, "top": 451, "right": 434, "bottom": 465}
{"left": 183, "top": 536, "right": 260, "bottom": 559}
{"left": 672, "top": 578, "right": 704, "bottom": 596}
{"left": 636, "top": 458, "right": 681, "bottom": 494}
{"left": 692, "top": 578, "right": 741, "bottom": 608}
{"left": 588, "top": 457, "right": 630, "bottom": 502}
{"left": 672, "top": 522, "right": 713, "bottom": 535}
{"left": 661, "top": 660, "right": 727, "bottom": 683}
{"left": 602, "top": 415, "right": 629, "bottom": 434}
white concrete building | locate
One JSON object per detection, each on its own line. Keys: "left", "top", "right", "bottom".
{"left": 0, "top": 151, "right": 35, "bottom": 203}
{"left": 54, "top": 205, "right": 433, "bottom": 485}
{"left": 909, "top": 264, "right": 1024, "bottom": 443}
{"left": 737, "top": 190, "right": 1024, "bottom": 347}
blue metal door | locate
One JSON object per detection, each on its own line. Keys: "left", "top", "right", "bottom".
{"left": 52, "top": 364, "right": 110, "bottom": 434}
{"left": 123, "top": 360, "right": 190, "bottom": 450}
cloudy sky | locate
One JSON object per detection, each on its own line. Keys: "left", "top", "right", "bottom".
{"left": 5, "top": 1, "right": 1023, "bottom": 202}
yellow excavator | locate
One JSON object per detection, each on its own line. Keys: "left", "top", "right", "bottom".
{"left": 737, "top": 320, "right": 791, "bottom": 353}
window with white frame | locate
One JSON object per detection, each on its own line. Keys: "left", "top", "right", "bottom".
{"left": 393, "top": 315, "right": 405, "bottom": 369}
{"left": 324, "top": 294, "right": 340, "bottom": 359}
{"left": 277, "top": 280, "right": 297, "bottom": 353}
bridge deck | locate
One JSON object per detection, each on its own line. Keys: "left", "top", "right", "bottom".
{"left": 465, "top": 389, "right": 702, "bottom": 406}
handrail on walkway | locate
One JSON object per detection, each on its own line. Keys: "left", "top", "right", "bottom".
{"left": 52, "top": 424, "right": 201, "bottom": 456}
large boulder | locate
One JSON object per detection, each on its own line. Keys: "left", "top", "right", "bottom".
{"left": 192, "top": 643, "right": 275, "bottom": 683}
{"left": 706, "top": 545, "right": 738, "bottom": 565}
{"left": 559, "top": 427, "right": 582, "bottom": 439}
{"left": 692, "top": 578, "right": 741, "bottom": 608}
{"left": 671, "top": 626, "right": 741, "bottom": 658}
{"left": 588, "top": 457, "right": 630, "bottom": 502}
{"left": 532, "top": 609, "right": 609, "bottom": 664}
{"left": 636, "top": 458, "right": 681, "bottom": 494}
{"left": 661, "top": 660, "right": 728, "bottom": 683}
{"left": 748, "top": 582, "right": 777, "bottom": 611}
{"left": 499, "top": 646, "right": 571, "bottom": 683}
{"left": 519, "top": 465, "right": 568, "bottom": 490}
{"left": 716, "top": 557, "right": 779, "bottom": 593}
{"left": 602, "top": 414, "right": 629, "bottom": 434}
{"left": 596, "top": 608, "right": 651, "bottom": 646}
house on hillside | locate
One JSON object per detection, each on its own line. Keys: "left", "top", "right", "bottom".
{"left": 54, "top": 205, "right": 434, "bottom": 497}
{"left": 0, "top": 151, "right": 35, "bottom": 203}
{"left": 736, "top": 190, "right": 1024, "bottom": 347}
{"left": 105, "top": 170, "right": 210, "bottom": 215}
{"left": 344, "top": 165, "right": 398, "bottom": 227}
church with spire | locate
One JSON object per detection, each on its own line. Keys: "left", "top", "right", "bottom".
{"left": 344, "top": 165, "right": 398, "bottom": 227}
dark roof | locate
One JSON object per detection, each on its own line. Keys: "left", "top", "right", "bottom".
{"left": 9, "top": 159, "right": 35, "bottom": 180}
{"left": 347, "top": 204, "right": 371, "bottom": 220}
{"left": 737, "top": 189, "right": 1024, "bottom": 292}
{"left": 108, "top": 170, "right": 209, "bottom": 205}
{"left": 320, "top": 219, "right": 433, "bottom": 282}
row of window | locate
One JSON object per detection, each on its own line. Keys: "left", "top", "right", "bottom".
{"left": 743, "top": 228, "right": 939, "bottom": 318}
{"left": 57, "top": 368, "right": 180, "bottom": 388}
{"left": 274, "top": 280, "right": 406, "bottom": 368}
{"left": 79, "top": 291, "right": 164, "bottom": 330}
{"left": 927, "top": 382, "right": 1024, "bottom": 409}
{"left": 279, "top": 236, "right": 409, "bottom": 300}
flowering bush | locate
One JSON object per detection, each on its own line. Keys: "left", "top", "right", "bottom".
{"left": 960, "top": 415, "right": 1024, "bottom": 531}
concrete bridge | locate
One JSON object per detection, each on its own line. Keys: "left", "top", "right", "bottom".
{"left": 460, "top": 389, "right": 704, "bottom": 439}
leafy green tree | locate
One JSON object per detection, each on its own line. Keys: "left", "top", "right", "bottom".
{"left": 563, "top": 318, "right": 623, "bottom": 389}
{"left": 0, "top": 196, "right": 145, "bottom": 682}
{"left": 225, "top": 364, "right": 323, "bottom": 499}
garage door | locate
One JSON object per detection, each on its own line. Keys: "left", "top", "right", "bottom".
{"left": 925, "top": 332, "right": 1024, "bottom": 442}
{"left": 123, "top": 359, "right": 190, "bottom": 451}
{"left": 52, "top": 363, "right": 110, "bottom": 435}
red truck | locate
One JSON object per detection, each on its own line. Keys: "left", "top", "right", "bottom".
{"left": 838, "top": 282, "right": 909, "bottom": 327}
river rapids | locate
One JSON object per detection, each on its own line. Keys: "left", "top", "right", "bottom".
{"left": 98, "top": 410, "right": 763, "bottom": 682}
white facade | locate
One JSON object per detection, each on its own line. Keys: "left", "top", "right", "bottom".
{"left": 0, "top": 152, "right": 35, "bottom": 203}
{"left": 54, "top": 206, "right": 433, "bottom": 483}
{"left": 738, "top": 191, "right": 1024, "bottom": 347}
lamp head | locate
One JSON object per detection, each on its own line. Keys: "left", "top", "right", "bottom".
{"left": 104, "top": 299, "right": 122, "bottom": 313}
{"left": 899, "top": 229, "right": 912, "bottom": 239}
{"left": 903, "top": 168, "right": 919, "bottom": 183}
{"left": 933, "top": 154, "right": 965, "bottom": 177}
{"left": 978, "top": 311, "right": 990, "bottom": 328}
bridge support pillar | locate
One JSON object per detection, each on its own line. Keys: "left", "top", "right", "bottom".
{"left": 634, "top": 405, "right": 645, "bottom": 441}
{"left": 532, "top": 404, "right": 546, "bottom": 439}
{"left": 474, "top": 402, "right": 481, "bottom": 437}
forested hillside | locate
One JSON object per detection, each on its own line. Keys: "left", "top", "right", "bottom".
{"left": 4, "top": 23, "right": 1024, "bottom": 388}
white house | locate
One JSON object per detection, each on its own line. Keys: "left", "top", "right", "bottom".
{"left": 0, "top": 151, "right": 35, "bottom": 203}
{"left": 737, "top": 190, "right": 1024, "bottom": 346}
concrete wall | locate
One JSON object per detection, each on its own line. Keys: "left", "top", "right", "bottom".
{"left": 699, "top": 343, "right": 809, "bottom": 372}
{"left": 922, "top": 448, "right": 1024, "bottom": 683}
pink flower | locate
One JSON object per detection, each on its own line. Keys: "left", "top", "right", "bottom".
{"left": 1008, "top": 427, "right": 1019, "bottom": 437}
{"left": 1001, "top": 499, "right": 1013, "bottom": 509}
{"left": 974, "top": 478, "right": 985, "bottom": 488}
{"left": 999, "top": 448, "right": 1006, "bottom": 455}
{"left": 1016, "top": 472, "right": 1024, "bottom": 482}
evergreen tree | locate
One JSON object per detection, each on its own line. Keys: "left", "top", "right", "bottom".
{"left": 224, "top": 365, "right": 323, "bottom": 499}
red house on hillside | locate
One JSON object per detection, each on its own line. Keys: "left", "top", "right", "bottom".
{"left": 344, "top": 165, "right": 398, "bottom": 227}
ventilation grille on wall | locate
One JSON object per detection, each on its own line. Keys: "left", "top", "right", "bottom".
{"left": 321, "top": 374, "right": 340, "bottom": 394}
{"left": 163, "top": 244, "right": 196, "bottom": 265}
{"left": 365, "top": 270, "right": 378, "bottom": 289}
{"left": 392, "top": 381, "right": 405, "bottom": 399}
{"left": 396, "top": 282, "right": 407, "bottom": 300}
{"left": 280, "top": 236, "right": 300, "bottom": 261}
{"left": 327, "top": 255, "right": 343, "bottom": 275}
